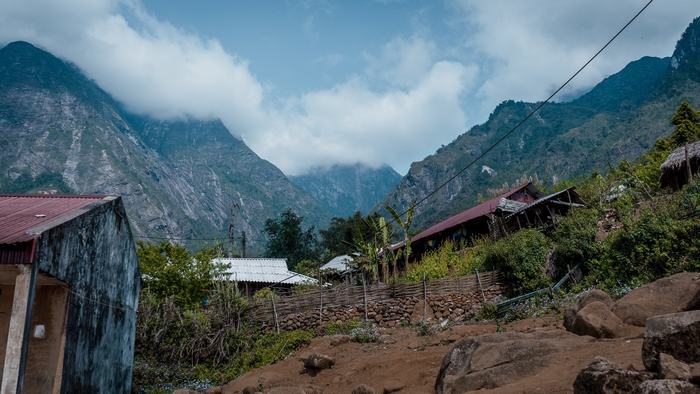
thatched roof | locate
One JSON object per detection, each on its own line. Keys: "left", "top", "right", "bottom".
{"left": 660, "top": 140, "right": 700, "bottom": 171}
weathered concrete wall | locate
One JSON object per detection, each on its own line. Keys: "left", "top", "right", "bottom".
{"left": 34, "top": 197, "right": 140, "bottom": 393}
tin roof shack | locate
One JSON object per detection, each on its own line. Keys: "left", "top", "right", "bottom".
{"left": 660, "top": 140, "right": 700, "bottom": 189}
{"left": 389, "top": 183, "right": 585, "bottom": 276}
{"left": 0, "top": 194, "right": 140, "bottom": 394}
{"left": 215, "top": 258, "right": 317, "bottom": 296}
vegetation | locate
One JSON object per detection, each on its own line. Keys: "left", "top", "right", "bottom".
{"left": 263, "top": 209, "right": 320, "bottom": 270}
{"left": 137, "top": 241, "right": 226, "bottom": 308}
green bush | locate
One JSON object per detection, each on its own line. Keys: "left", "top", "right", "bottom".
{"left": 551, "top": 208, "right": 601, "bottom": 275}
{"left": 405, "top": 239, "right": 487, "bottom": 282}
{"left": 324, "top": 319, "right": 362, "bottom": 335}
{"left": 137, "top": 241, "right": 226, "bottom": 307}
{"left": 483, "top": 229, "right": 553, "bottom": 295}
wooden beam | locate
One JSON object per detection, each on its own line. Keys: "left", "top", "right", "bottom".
{"left": 1, "top": 264, "right": 37, "bottom": 394}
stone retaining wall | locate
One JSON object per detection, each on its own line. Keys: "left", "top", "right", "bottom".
{"left": 265, "top": 286, "right": 502, "bottom": 331}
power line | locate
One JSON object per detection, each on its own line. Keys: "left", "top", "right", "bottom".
{"left": 134, "top": 235, "right": 226, "bottom": 241}
{"left": 386, "top": 0, "right": 655, "bottom": 225}
{"left": 134, "top": 0, "right": 654, "bottom": 243}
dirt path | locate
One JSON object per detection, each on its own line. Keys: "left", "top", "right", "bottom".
{"left": 219, "top": 316, "right": 644, "bottom": 394}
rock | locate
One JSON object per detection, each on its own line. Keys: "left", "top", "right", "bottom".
{"left": 570, "top": 301, "right": 625, "bottom": 338}
{"left": 241, "top": 388, "right": 261, "bottom": 394}
{"left": 410, "top": 300, "right": 435, "bottom": 323}
{"left": 660, "top": 353, "right": 692, "bottom": 381}
{"left": 613, "top": 272, "right": 700, "bottom": 327}
{"left": 173, "top": 390, "right": 201, "bottom": 394}
{"left": 643, "top": 310, "right": 700, "bottom": 371}
{"left": 578, "top": 289, "right": 614, "bottom": 310}
{"left": 573, "top": 357, "right": 655, "bottom": 394}
{"left": 435, "top": 329, "right": 590, "bottom": 393}
{"left": 302, "top": 353, "right": 335, "bottom": 370}
{"left": 381, "top": 380, "right": 405, "bottom": 393}
{"left": 329, "top": 334, "right": 351, "bottom": 346}
{"left": 563, "top": 307, "right": 578, "bottom": 331}
{"left": 352, "top": 384, "right": 376, "bottom": 394}
{"left": 633, "top": 380, "right": 700, "bottom": 394}
{"left": 204, "top": 387, "right": 222, "bottom": 394}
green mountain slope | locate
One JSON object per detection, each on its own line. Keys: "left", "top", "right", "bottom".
{"left": 382, "top": 17, "right": 700, "bottom": 231}
{"left": 0, "top": 41, "right": 327, "bottom": 251}
{"left": 290, "top": 163, "right": 401, "bottom": 217}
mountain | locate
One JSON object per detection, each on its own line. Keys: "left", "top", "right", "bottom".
{"left": 0, "top": 41, "right": 326, "bottom": 251}
{"left": 290, "top": 163, "right": 401, "bottom": 217}
{"left": 382, "top": 17, "right": 700, "bottom": 231}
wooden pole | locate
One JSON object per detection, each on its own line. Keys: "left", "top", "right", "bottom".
{"left": 271, "top": 296, "right": 280, "bottom": 334}
{"left": 475, "top": 268, "right": 486, "bottom": 304}
{"left": 685, "top": 143, "right": 693, "bottom": 183}
{"left": 318, "top": 270, "right": 323, "bottom": 324}
{"left": 362, "top": 273, "right": 368, "bottom": 322}
{"left": 422, "top": 274, "right": 427, "bottom": 322}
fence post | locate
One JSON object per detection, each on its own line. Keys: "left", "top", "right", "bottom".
{"left": 475, "top": 268, "right": 486, "bottom": 304}
{"left": 422, "top": 274, "right": 427, "bottom": 322}
{"left": 362, "top": 272, "right": 369, "bottom": 322}
{"left": 271, "top": 295, "right": 280, "bottom": 334}
{"left": 318, "top": 270, "right": 323, "bottom": 325}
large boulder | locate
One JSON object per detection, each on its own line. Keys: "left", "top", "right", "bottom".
{"left": 659, "top": 353, "right": 693, "bottom": 381}
{"left": 410, "top": 300, "right": 435, "bottom": 323}
{"left": 613, "top": 273, "right": 700, "bottom": 327}
{"left": 578, "top": 289, "right": 614, "bottom": 310}
{"left": 302, "top": 353, "right": 335, "bottom": 371}
{"left": 570, "top": 301, "right": 626, "bottom": 338}
{"left": 643, "top": 310, "right": 700, "bottom": 372}
{"left": 573, "top": 357, "right": 655, "bottom": 394}
{"left": 632, "top": 380, "right": 700, "bottom": 394}
{"left": 435, "top": 329, "right": 590, "bottom": 393}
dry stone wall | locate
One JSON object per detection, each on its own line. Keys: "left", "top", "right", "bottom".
{"left": 262, "top": 285, "right": 502, "bottom": 331}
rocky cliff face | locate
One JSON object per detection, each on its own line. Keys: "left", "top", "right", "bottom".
{"left": 290, "top": 163, "right": 401, "bottom": 217}
{"left": 382, "top": 17, "right": 700, "bottom": 231}
{"left": 0, "top": 41, "right": 325, "bottom": 250}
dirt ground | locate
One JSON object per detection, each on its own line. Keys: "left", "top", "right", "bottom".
{"left": 218, "top": 316, "right": 645, "bottom": 394}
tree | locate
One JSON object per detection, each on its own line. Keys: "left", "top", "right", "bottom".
{"left": 263, "top": 209, "right": 319, "bottom": 269}
{"left": 319, "top": 211, "right": 387, "bottom": 260}
{"left": 671, "top": 102, "right": 700, "bottom": 182}
{"left": 137, "top": 241, "right": 226, "bottom": 307}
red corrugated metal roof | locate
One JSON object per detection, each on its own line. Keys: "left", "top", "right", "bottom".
{"left": 410, "top": 182, "right": 533, "bottom": 245}
{"left": 0, "top": 194, "right": 111, "bottom": 245}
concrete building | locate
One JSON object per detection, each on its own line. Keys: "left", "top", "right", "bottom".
{"left": 0, "top": 194, "right": 140, "bottom": 393}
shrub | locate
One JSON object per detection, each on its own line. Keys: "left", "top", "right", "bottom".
{"left": 483, "top": 229, "right": 553, "bottom": 295}
{"left": 551, "top": 208, "right": 601, "bottom": 275}
{"left": 349, "top": 324, "right": 380, "bottom": 343}
{"left": 324, "top": 319, "right": 362, "bottom": 336}
{"left": 137, "top": 241, "right": 226, "bottom": 307}
{"left": 475, "top": 302, "right": 498, "bottom": 321}
{"left": 405, "top": 239, "right": 487, "bottom": 282}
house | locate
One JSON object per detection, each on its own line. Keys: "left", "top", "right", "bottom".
{"left": 660, "top": 140, "right": 700, "bottom": 189}
{"left": 215, "top": 258, "right": 317, "bottom": 295}
{"left": 391, "top": 182, "right": 585, "bottom": 274}
{"left": 320, "top": 254, "right": 357, "bottom": 284}
{"left": 0, "top": 194, "right": 140, "bottom": 393}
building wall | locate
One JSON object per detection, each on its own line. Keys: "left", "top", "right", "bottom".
{"left": 34, "top": 198, "right": 140, "bottom": 393}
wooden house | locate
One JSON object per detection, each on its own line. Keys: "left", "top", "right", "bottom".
{"left": 660, "top": 140, "right": 700, "bottom": 189}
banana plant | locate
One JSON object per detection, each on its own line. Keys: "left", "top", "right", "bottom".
{"left": 385, "top": 204, "right": 415, "bottom": 278}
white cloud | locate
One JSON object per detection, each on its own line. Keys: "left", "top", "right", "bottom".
{"left": 453, "top": 0, "right": 700, "bottom": 117}
{"left": 365, "top": 36, "right": 438, "bottom": 88}
{"left": 0, "top": 0, "right": 476, "bottom": 175}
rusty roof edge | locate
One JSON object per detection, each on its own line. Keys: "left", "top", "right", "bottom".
{"left": 23, "top": 200, "right": 111, "bottom": 239}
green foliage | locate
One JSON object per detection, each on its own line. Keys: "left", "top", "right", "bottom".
{"left": 551, "top": 208, "right": 601, "bottom": 274}
{"left": 483, "top": 229, "right": 553, "bottom": 295}
{"left": 414, "top": 320, "right": 436, "bottom": 337}
{"left": 324, "top": 319, "right": 362, "bottom": 335}
{"left": 0, "top": 170, "right": 72, "bottom": 194}
{"left": 137, "top": 241, "right": 226, "bottom": 307}
{"left": 671, "top": 101, "right": 700, "bottom": 146}
{"left": 263, "top": 209, "right": 320, "bottom": 270}
{"left": 294, "top": 259, "right": 321, "bottom": 277}
{"left": 475, "top": 302, "right": 498, "bottom": 321}
{"left": 405, "top": 240, "right": 486, "bottom": 282}
{"left": 319, "top": 212, "right": 388, "bottom": 259}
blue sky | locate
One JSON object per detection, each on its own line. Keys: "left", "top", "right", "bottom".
{"left": 2, "top": 0, "right": 700, "bottom": 175}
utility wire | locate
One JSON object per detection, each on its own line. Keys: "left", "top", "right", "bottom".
{"left": 385, "top": 0, "right": 655, "bottom": 225}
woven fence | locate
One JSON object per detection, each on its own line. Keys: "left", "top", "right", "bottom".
{"left": 250, "top": 270, "right": 500, "bottom": 323}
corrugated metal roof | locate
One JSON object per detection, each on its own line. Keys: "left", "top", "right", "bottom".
{"left": 505, "top": 187, "right": 585, "bottom": 218}
{"left": 410, "top": 182, "right": 534, "bottom": 245}
{"left": 0, "top": 194, "right": 112, "bottom": 245}
{"left": 321, "top": 255, "right": 354, "bottom": 272}
{"left": 215, "top": 258, "right": 318, "bottom": 285}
